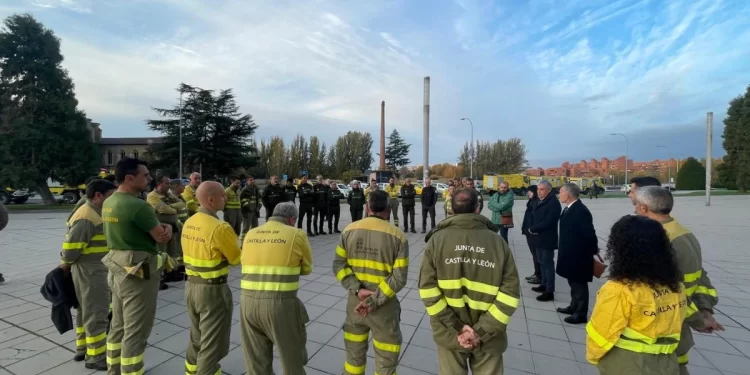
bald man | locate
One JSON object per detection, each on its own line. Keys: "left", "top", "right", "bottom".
{"left": 183, "top": 172, "right": 202, "bottom": 217}
{"left": 181, "top": 181, "right": 241, "bottom": 375}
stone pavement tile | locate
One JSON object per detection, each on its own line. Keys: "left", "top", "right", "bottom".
{"left": 153, "top": 328, "right": 189, "bottom": 355}
{"left": 529, "top": 334, "right": 575, "bottom": 360}
{"left": 301, "top": 282, "right": 331, "bottom": 293}
{"left": 36, "top": 360, "right": 96, "bottom": 375}
{"left": 140, "top": 345, "right": 176, "bottom": 373}
{"left": 306, "top": 344, "right": 346, "bottom": 374}
{"left": 4, "top": 346, "right": 70, "bottom": 374}
{"left": 0, "top": 327, "right": 29, "bottom": 345}
{"left": 504, "top": 347, "right": 535, "bottom": 373}
{"left": 527, "top": 320, "right": 568, "bottom": 341}
{"left": 407, "top": 328, "right": 436, "bottom": 351}
{"left": 532, "top": 351, "right": 582, "bottom": 375}
{"left": 693, "top": 334, "right": 744, "bottom": 356}
{"left": 306, "top": 293, "right": 343, "bottom": 309}
{"left": 700, "top": 350, "right": 750, "bottom": 373}
{"left": 399, "top": 344, "right": 437, "bottom": 374}
{"left": 17, "top": 316, "right": 54, "bottom": 332}
{"left": 154, "top": 302, "right": 187, "bottom": 320}
{"left": 306, "top": 322, "right": 340, "bottom": 345}
{"left": 143, "top": 355, "right": 185, "bottom": 375}
{"left": 0, "top": 303, "right": 42, "bottom": 319}
{"left": 148, "top": 321, "right": 184, "bottom": 345}
{"left": 304, "top": 304, "right": 328, "bottom": 322}
{"left": 563, "top": 325, "right": 587, "bottom": 345}
{"left": 508, "top": 331, "right": 531, "bottom": 351}
{"left": 0, "top": 335, "right": 57, "bottom": 367}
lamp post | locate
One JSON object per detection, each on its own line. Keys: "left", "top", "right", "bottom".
{"left": 609, "top": 174, "right": 613, "bottom": 186}
{"left": 610, "top": 133, "right": 629, "bottom": 185}
{"left": 178, "top": 91, "right": 184, "bottom": 178}
{"left": 656, "top": 145, "right": 672, "bottom": 188}
{"left": 461, "top": 117, "right": 474, "bottom": 179}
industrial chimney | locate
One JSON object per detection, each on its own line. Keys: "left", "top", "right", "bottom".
{"left": 379, "top": 101, "right": 386, "bottom": 170}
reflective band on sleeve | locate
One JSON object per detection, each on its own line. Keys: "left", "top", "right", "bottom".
{"left": 419, "top": 287, "right": 442, "bottom": 299}
{"left": 586, "top": 321, "right": 614, "bottom": 350}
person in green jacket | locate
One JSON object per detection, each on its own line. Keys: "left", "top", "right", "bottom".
{"left": 419, "top": 188, "right": 520, "bottom": 374}
{"left": 488, "top": 182, "right": 514, "bottom": 244}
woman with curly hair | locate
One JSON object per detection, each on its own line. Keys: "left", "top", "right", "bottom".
{"left": 586, "top": 215, "right": 694, "bottom": 374}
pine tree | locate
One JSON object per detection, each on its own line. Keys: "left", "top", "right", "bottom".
{"left": 148, "top": 83, "right": 257, "bottom": 178}
{"left": 0, "top": 14, "right": 99, "bottom": 204}
{"left": 385, "top": 129, "right": 411, "bottom": 172}
{"left": 718, "top": 86, "right": 750, "bottom": 191}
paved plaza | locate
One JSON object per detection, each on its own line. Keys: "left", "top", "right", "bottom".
{"left": 1, "top": 195, "right": 750, "bottom": 374}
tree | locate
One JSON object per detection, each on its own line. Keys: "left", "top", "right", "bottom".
{"left": 287, "top": 134, "right": 309, "bottom": 178}
{"left": 148, "top": 83, "right": 257, "bottom": 178}
{"left": 458, "top": 138, "right": 527, "bottom": 178}
{"left": 718, "top": 88, "right": 750, "bottom": 191}
{"left": 384, "top": 129, "right": 410, "bottom": 172}
{"left": 675, "top": 157, "right": 706, "bottom": 190}
{"left": 0, "top": 14, "right": 99, "bottom": 204}
{"left": 333, "top": 131, "right": 374, "bottom": 174}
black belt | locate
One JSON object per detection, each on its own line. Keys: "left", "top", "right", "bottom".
{"left": 187, "top": 275, "right": 227, "bottom": 285}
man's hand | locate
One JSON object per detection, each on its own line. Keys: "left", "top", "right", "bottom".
{"left": 457, "top": 325, "right": 479, "bottom": 349}
{"left": 697, "top": 310, "right": 725, "bottom": 333}
{"left": 357, "top": 289, "right": 374, "bottom": 301}
{"left": 59, "top": 263, "right": 71, "bottom": 274}
{"left": 354, "top": 301, "right": 373, "bottom": 317}
{"left": 158, "top": 224, "right": 173, "bottom": 243}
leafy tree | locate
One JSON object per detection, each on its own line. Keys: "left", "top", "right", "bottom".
{"left": 308, "top": 136, "right": 323, "bottom": 176}
{"left": 718, "top": 88, "right": 750, "bottom": 191}
{"left": 384, "top": 129, "right": 410, "bottom": 172}
{"left": 148, "top": 83, "right": 257, "bottom": 178}
{"left": 287, "top": 134, "right": 309, "bottom": 178}
{"left": 675, "top": 157, "right": 706, "bottom": 190}
{"left": 458, "top": 138, "right": 527, "bottom": 177}
{"left": 333, "top": 131, "right": 374, "bottom": 174}
{"left": 0, "top": 14, "right": 98, "bottom": 204}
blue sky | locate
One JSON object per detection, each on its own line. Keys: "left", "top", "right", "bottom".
{"left": 2, "top": 0, "right": 749, "bottom": 168}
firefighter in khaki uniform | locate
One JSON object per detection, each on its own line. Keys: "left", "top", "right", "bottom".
{"left": 102, "top": 158, "right": 172, "bottom": 375}
{"left": 419, "top": 188, "right": 520, "bottom": 374}
{"left": 333, "top": 190, "right": 409, "bottom": 375}
{"left": 239, "top": 175, "right": 262, "bottom": 241}
{"left": 183, "top": 172, "right": 202, "bottom": 217}
{"left": 224, "top": 176, "right": 243, "bottom": 235}
{"left": 170, "top": 179, "right": 189, "bottom": 223}
{"left": 363, "top": 180, "right": 378, "bottom": 218}
{"left": 383, "top": 178, "right": 400, "bottom": 227}
{"left": 61, "top": 179, "right": 117, "bottom": 371}
{"left": 147, "top": 175, "right": 187, "bottom": 281}
{"left": 240, "top": 202, "right": 313, "bottom": 375}
{"left": 181, "top": 181, "right": 242, "bottom": 375}
{"left": 634, "top": 186, "right": 723, "bottom": 374}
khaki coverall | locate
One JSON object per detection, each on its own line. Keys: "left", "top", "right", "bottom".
{"left": 662, "top": 217, "right": 719, "bottom": 375}
{"left": 333, "top": 216, "right": 409, "bottom": 375}
{"left": 224, "top": 186, "right": 243, "bottom": 235}
{"left": 182, "top": 209, "right": 242, "bottom": 375}
{"left": 182, "top": 184, "right": 200, "bottom": 217}
{"left": 419, "top": 214, "right": 520, "bottom": 374}
{"left": 384, "top": 184, "right": 400, "bottom": 226}
{"left": 147, "top": 190, "right": 185, "bottom": 266}
{"left": 239, "top": 184, "right": 261, "bottom": 241}
{"left": 63, "top": 202, "right": 110, "bottom": 367}
{"left": 240, "top": 217, "right": 314, "bottom": 375}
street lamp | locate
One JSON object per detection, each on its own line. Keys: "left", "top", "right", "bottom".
{"left": 178, "top": 91, "right": 184, "bottom": 178}
{"left": 461, "top": 118, "right": 474, "bottom": 179}
{"left": 656, "top": 145, "right": 673, "bottom": 188}
{"left": 609, "top": 174, "right": 613, "bottom": 186}
{"left": 610, "top": 133, "right": 629, "bottom": 185}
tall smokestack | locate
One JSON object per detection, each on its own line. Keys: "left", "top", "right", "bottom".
{"left": 423, "top": 77, "right": 430, "bottom": 182}
{"left": 379, "top": 101, "right": 386, "bottom": 170}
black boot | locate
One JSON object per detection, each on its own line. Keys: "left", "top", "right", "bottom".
{"left": 334, "top": 228, "right": 341, "bottom": 233}
{"left": 73, "top": 354, "right": 85, "bottom": 362}
{"left": 307, "top": 231, "right": 315, "bottom": 237}
{"left": 85, "top": 360, "right": 108, "bottom": 371}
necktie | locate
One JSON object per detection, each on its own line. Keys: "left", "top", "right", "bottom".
{"left": 561, "top": 206, "right": 568, "bottom": 218}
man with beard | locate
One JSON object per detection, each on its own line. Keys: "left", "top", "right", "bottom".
{"left": 283, "top": 178, "right": 297, "bottom": 204}
{"left": 347, "top": 181, "right": 365, "bottom": 222}
{"left": 262, "top": 175, "right": 285, "bottom": 221}
{"left": 183, "top": 172, "right": 202, "bottom": 217}
{"left": 239, "top": 176, "right": 262, "bottom": 242}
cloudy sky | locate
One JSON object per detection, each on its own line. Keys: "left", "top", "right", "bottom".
{"left": 2, "top": 0, "right": 749, "bottom": 168}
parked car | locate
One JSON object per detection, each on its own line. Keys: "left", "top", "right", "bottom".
{"left": 336, "top": 183, "right": 351, "bottom": 198}
{"left": 0, "top": 188, "right": 34, "bottom": 205}
{"left": 435, "top": 183, "right": 449, "bottom": 194}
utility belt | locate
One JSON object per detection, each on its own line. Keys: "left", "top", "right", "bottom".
{"left": 103, "top": 250, "right": 166, "bottom": 280}
{"left": 187, "top": 275, "right": 227, "bottom": 285}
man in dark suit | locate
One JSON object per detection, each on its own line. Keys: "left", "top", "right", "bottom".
{"left": 555, "top": 183, "right": 598, "bottom": 324}
{"left": 527, "top": 180, "right": 561, "bottom": 302}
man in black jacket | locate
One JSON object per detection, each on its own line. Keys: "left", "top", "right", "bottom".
{"left": 283, "top": 178, "right": 297, "bottom": 204}
{"left": 297, "top": 175, "right": 315, "bottom": 236}
{"left": 0, "top": 203, "right": 7, "bottom": 283}
{"left": 347, "top": 181, "right": 365, "bottom": 221}
{"left": 400, "top": 179, "right": 417, "bottom": 233}
{"left": 312, "top": 175, "right": 329, "bottom": 235}
{"left": 555, "top": 183, "right": 598, "bottom": 323}
{"left": 420, "top": 180, "right": 438, "bottom": 233}
{"left": 327, "top": 181, "right": 344, "bottom": 233}
{"left": 520, "top": 186, "right": 541, "bottom": 285}
{"left": 527, "top": 180, "right": 561, "bottom": 302}
{"left": 261, "top": 175, "right": 284, "bottom": 221}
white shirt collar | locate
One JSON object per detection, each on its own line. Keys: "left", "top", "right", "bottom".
{"left": 566, "top": 199, "right": 578, "bottom": 208}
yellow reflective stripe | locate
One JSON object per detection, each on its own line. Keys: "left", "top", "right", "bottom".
{"left": 614, "top": 338, "right": 678, "bottom": 354}
{"left": 345, "top": 362, "right": 365, "bottom": 374}
{"left": 107, "top": 357, "right": 121, "bottom": 365}
{"left": 241, "top": 265, "right": 301, "bottom": 275}
{"left": 184, "top": 256, "right": 223, "bottom": 268}
{"left": 355, "top": 272, "right": 384, "bottom": 284}
{"left": 394, "top": 258, "right": 408, "bottom": 268}
{"left": 82, "top": 246, "right": 108, "bottom": 254}
{"left": 683, "top": 270, "right": 702, "bottom": 283}
{"left": 63, "top": 242, "right": 86, "bottom": 250}
{"left": 344, "top": 332, "right": 368, "bottom": 342}
{"left": 240, "top": 280, "right": 299, "bottom": 291}
{"left": 378, "top": 280, "right": 395, "bottom": 298}
{"left": 419, "top": 287, "right": 442, "bottom": 299}
{"left": 685, "top": 300, "right": 699, "bottom": 318}
{"left": 76, "top": 339, "right": 86, "bottom": 346}
{"left": 336, "top": 246, "right": 347, "bottom": 258}
{"left": 678, "top": 354, "right": 689, "bottom": 364}
{"left": 425, "top": 298, "right": 448, "bottom": 316}
{"left": 694, "top": 286, "right": 718, "bottom": 297}
{"left": 438, "top": 278, "right": 498, "bottom": 296}
{"left": 86, "top": 332, "right": 107, "bottom": 344}
{"left": 445, "top": 295, "right": 492, "bottom": 310}
{"left": 107, "top": 342, "right": 122, "bottom": 350}
{"left": 185, "top": 361, "right": 197, "bottom": 371}
{"left": 91, "top": 234, "right": 106, "bottom": 241}
{"left": 76, "top": 326, "right": 86, "bottom": 334}
{"left": 121, "top": 353, "right": 144, "bottom": 365}
{"left": 373, "top": 339, "right": 400, "bottom": 353}
{"left": 336, "top": 267, "right": 353, "bottom": 281}
{"left": 122, "top": 369, "right": 145, "bottom": 375}
{"left": 495, "top": 291, "right": 520, "bottom": 308}
{"left": 186, "top": 268, "right": 229, "bottom": 279}
{"left": 87, "top": 345, "right": 107, "bottom": 356}
{"left": 621, "top": 328, "right": 659, "bottom": 344}
{"left": 487, "top": 304, "right": 511, "bottom": 324}
{"left": 586, "top": 321, "right": 614, "bottom": 350}
{"left": 348, "top": 258, "right": 392, "bottom": 273}
{"left": 685, "top": 284, "right": 697, "bottom": 296}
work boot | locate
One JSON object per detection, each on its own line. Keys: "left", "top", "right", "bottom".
{"left": 334, "top": 228, "right": 341, "bottom": 233}
{"left": 307, "top": 231, "right": 315, "bottom": 237}
{"left": 410, "top": 228, "right": 417, "bottom": 233}
{"left": 527, "top": 276, "right": 541, "bottom": 285}
{"left": 0, "top": 273, "right": 4, "bottom": 283}
{"left": 531, "top": 285, "right": 546, "bottom": 293}
{"left": 421, "top": 229, "right": 426, "bottom": 234}
{"left": 159, "top": 282, "right": 169, "bottom": 290}
{"left": 85, "top": 360, "right": 108, "bottom": 371}
{"left": 525, "top": 274, "right": 537, "bottom": 280}
{"left": 73, "top": 354, "right": 85, "bottom": 362}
